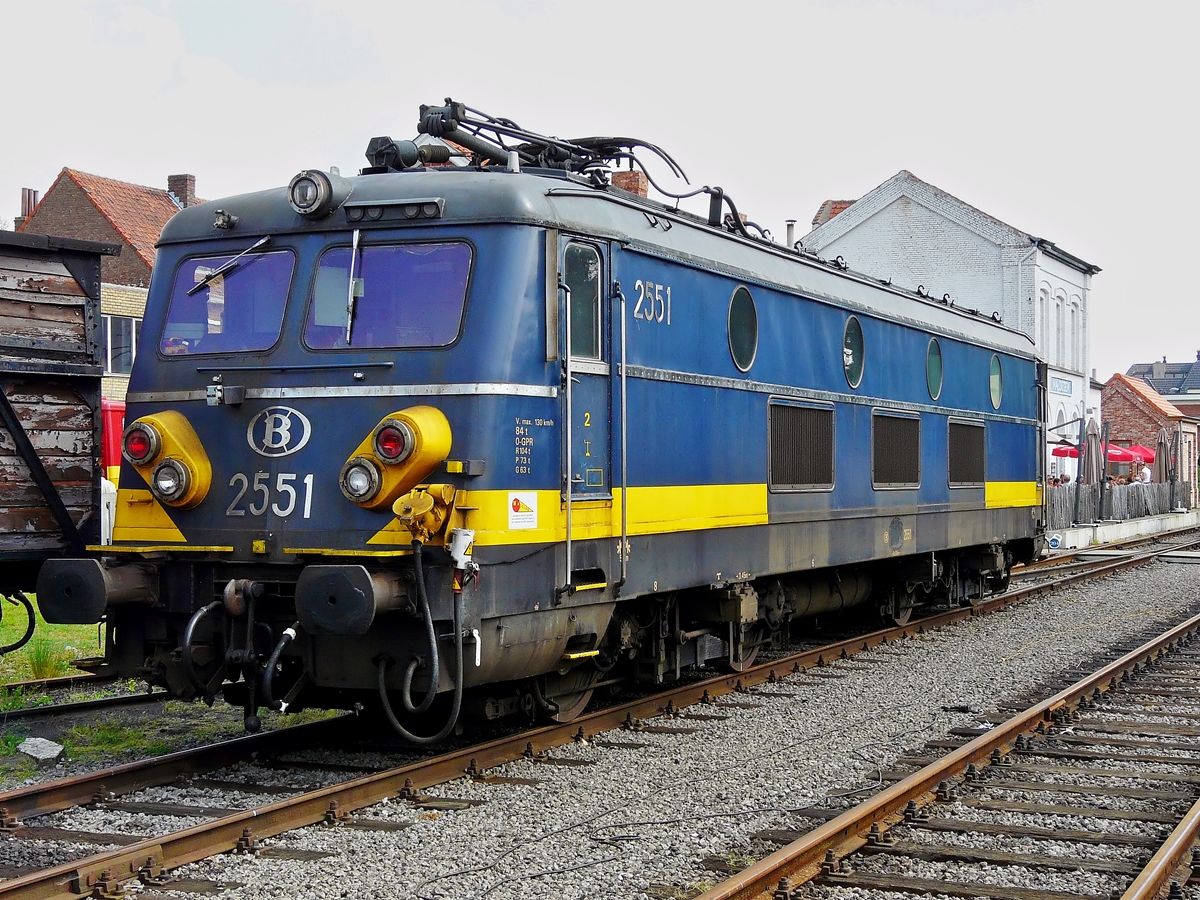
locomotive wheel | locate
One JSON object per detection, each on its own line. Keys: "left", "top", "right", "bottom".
{"left": 888, "top": 605, "right": 914, "bottom": 627}
{"left": 719, "top": 623, "right": 765, "bottom": 673}
{"left": 882, "top": 588, "right": 917, "bottom": 626}
{"left": 539, "top": 669, "right": 600, "bottom": 723}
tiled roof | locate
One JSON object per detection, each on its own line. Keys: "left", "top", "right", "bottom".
{"left": 59, "top": 169, "right": 183, "bottom": 270}
{"left": 811, "top": 199, "right": 856, "bottom": 228}
{"left": 1110, "top": 373, "right": 1186, "bottom": 418}
{"left": 1126, "top": 356, "right": 1200, "bottom": 395}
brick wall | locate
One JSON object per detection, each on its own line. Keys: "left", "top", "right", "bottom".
{"left": 1102, "top": 380, "right": 1198, "bottom": 500}
{"left": 20, "top": 178, "right": 151, "bottom": 286}
{"left": 98, "top": 283, "right": 148, "bottom": 403}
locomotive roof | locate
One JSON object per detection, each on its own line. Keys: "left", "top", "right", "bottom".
{"left": 158, "top": 166, "right": 1037, "bottom": 359}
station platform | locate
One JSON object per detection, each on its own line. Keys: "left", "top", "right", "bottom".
{"left": 1045, "top": 509, "right": 1200, "bottom": 553}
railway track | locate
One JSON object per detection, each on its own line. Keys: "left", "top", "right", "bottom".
{"left": 0, "top": 536, "right": 1196, "bottom": 898}
{"left": 693, "top": 618, "right": 1200, "bottom": 899}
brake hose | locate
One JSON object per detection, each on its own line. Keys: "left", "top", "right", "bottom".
{"left": 377, "top": 579, "right": 464, "bottom": 745}
{"left": 400, "top": 540, "right": 439, "bottom": 714}
{"left": 263, "top": 620, "right": 300, "bottom": 710}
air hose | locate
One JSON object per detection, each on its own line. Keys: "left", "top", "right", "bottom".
{"left": 181, "top": 600, "right": 223, "bottom": 697}
{"left": 263, "top": 620, "right": 300, "bottom": 710}
{"left": 401, "top": 540, "right": 439, "bottom": 714}
{"left": 0, "top": 591, "right": 37, "bottom": 655}
{"left": 377, "top": 575, "right": 464, "bottom": 745}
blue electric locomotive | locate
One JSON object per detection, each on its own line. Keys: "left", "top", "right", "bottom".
{"left": 38, "top": 101, "right": 1044, "bottom": 739}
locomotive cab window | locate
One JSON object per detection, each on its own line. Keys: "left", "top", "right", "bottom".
{"left": 160, "top": 249, "right": 295, "bottom": 355}
{"left": 728, "top": 286, "right": 758, "bottom": 372}
{"left": 926, "top": 338, "right": 943, "bottom": 400}
{"left": 305, "top": 241, "right": 472, "bottom": 349}
{"left": 843, "top": 316, "right": 864, "bottom": 388}
{"left": 565, "top": 242, "right": 601, "bottom": 359}
{"left": 989, "top": 354, "right": 1003, "bottom": 409}
{"left": 872, "top": 411, "right": 920, "bottom": 488}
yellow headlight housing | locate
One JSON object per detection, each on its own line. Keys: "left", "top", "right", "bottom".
{"left": 121, "top": 410, "right": 212, "bottom": 508}
{"left": 340, "top": 405, "right": 452, "bottom": 510}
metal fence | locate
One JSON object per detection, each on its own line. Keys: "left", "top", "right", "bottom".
{"left": 1045, "top": 482, "right": 1193, "bottom": 530}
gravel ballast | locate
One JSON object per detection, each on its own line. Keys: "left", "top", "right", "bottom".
{"left": 10, "top": 560, "right": 1200, "bottom": 900}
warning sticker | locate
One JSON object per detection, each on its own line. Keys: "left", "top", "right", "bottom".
{"left": 508, "top": 492, "right": 538, "bottom": 530}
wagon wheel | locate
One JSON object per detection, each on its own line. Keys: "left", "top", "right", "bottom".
{"left": 881, "top": 587, "right": 917, "bottom": 627}
{"left": 719, "top": 622, "right": 765, "bottom": 673}
{"left": 538, "top": 668, "right": 600, "bottom": 723}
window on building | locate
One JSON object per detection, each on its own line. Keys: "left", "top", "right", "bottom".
{"left": 1070, "top": 306, "right": 1077, "bottom": 370}
{"left": 103, "top": 314, "right": 141, "bottom": 375}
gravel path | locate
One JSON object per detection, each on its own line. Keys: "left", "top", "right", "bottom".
{"left": 7, "top": 560, "right": 1200, "bottom": 899}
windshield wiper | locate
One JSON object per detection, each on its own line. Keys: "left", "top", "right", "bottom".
{"left": 186, "top": 235, "right": 272, "bottom": 296}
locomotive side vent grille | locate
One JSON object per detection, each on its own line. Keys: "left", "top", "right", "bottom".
{"left": 769, "top": 403, "right": 834, "bottom": 490}
{"left": 872, "top": 412, "right": 920, "bottom": 487}
{"left": 948, "top": 420, "right": 986, "bottom": 486}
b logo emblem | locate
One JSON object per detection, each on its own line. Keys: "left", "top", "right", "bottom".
{"left": 247, "top": 406, "right": 312, "bottom": 457}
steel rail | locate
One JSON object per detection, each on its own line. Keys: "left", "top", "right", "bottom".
{"left": 0, "top": 691, "right": 168, "bottom": 723}
{"left": 1120, "top": 786, "right": 1200, "bottom": 899}
{"left": 1, "top": 538, "right": 1193, "bottom": 898}
{"left": 692, "top": 619, "right": 1200, "bottom": 900}
{"left": 2, "top": 673, "right": 113, "bottom": 695}
{"left": 0, "top": 717, "right": 348, "bottom": 822}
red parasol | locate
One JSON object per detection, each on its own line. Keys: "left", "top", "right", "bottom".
{"left": 1125, "top": 444, "right": 1156, "bottom": 463}
{"left": 1051, "top": 444, "right": 1138, "bottom": 462}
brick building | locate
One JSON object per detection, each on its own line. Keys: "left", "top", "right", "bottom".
{"left": 16, "top": 169, "right": 198, "bottom": 400}
{"left": 800, "top": 171, "right": 1101, "bottom": 477}
{"left": 1125, "top": 353, "right": 1200, "bottom": 420}
{"left": 1101, "top": 374, "right": 1197, "bottom": 499}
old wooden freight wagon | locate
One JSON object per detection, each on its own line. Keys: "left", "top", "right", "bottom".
{"left": 0, "top": 230, "right": 116, "bottom": 597}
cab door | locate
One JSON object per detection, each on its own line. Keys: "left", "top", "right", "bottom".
{"left": 561, "top": 239, "right": 611, "bottom": 499}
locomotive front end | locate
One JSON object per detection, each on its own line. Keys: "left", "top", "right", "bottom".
{"left": 36, "top": 160, "right": 574, "bottom": 737}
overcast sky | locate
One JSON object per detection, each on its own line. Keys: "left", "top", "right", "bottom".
{"left": 4, "top": 0, "right": 1195, "bottom": 382}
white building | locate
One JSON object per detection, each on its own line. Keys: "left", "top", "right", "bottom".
{"left": 802, "top": 171, "right": 1101, "bottom": 477}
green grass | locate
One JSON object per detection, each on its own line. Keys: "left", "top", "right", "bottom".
{"left": 0, "top": 597, "right": 101, "bottom": 684}
{"left": 62, "top": 722, "right": 174, "bottom": 760}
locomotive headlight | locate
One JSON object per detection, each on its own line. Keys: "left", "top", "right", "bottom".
{"left": 150, "top": 458, "right": 190, "bottom": 502}
{"left": 373, "top": 420, "right": 415, "bottom": 464}
{"left": 288, "top": 168, "right": 353, "bottom": 218}
{"left": 122, "top": 422, "right": 161, "bottom": 465}
{"left": 340, "top": 457, "right": 381, "bottom": 502}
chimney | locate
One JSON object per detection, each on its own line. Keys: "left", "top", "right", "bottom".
{"left": 1152, "top": 358, "right": 1167, "bottom": 380}
{"left": 14, "top": 187, "right": 39, "bottom": 230}
{"left": 167, "top": 174, "right": 196, "bottom": 208}
{"left": 611, "top": 170, "right": 648, "bottom": 198}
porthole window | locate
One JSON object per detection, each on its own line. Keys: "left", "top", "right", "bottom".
{"left": 843, "top": 316, "right": 864, "bottom": 388}
{"left": 989, "top": 354, "right": 1003, "bottom": 409}
{"left": 926, "top": 338, "right": 943, "bottom": 401}
{"left": 728, "top": 286, "right": 758, "bottom": 372}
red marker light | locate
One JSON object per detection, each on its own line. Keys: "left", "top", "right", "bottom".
{"left": 375, "top": 425, "right": 406, "bottom": 460}
{"left": 372, "top": 420, "right": 413, "bottom": 465}
{"left": 122, "top": 423, "right": 160, "bottom": 464}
